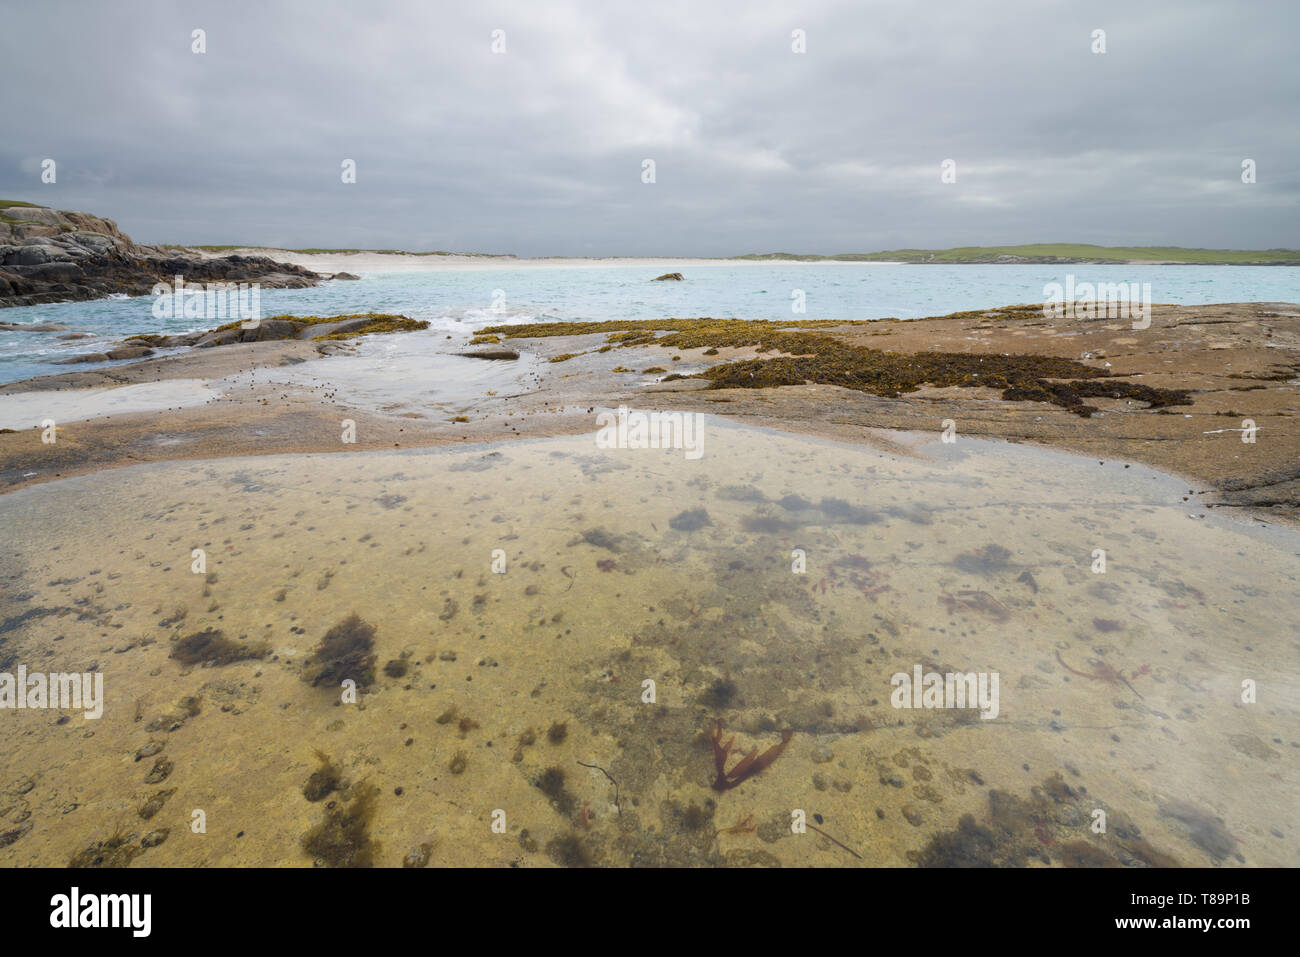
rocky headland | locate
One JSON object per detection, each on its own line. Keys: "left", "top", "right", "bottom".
{"left": 0, "top": 200, "right": 321, "bottom": 308}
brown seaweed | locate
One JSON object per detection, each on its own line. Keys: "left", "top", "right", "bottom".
{"left": 710, "top": 720, "right": 793, "bottom": 792}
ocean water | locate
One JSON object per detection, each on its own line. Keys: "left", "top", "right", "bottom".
{"left": 1, "top": 420, "right": 1296, "bottom": 867}
{"left": 1, "top": 262, "right": 1297, "bottom": 385}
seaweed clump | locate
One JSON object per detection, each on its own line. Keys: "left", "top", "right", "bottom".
{"left": 303, "top": 749, "right": 343, "bottom": 802}
{"left": 170, "top": 627, "right": 268, "bottom": 666}
{"left": 709, "top": 720, "right": 794, "bottom": 792}
{"left": 68, "top": 823, "right": 144, "bottom": 868}
{"left": 480, "top": 317, "right": 1193, "bottom": 416}
{"left": 913, "top": 776, "right": 1182, "bottom": 868}
{"left": 313, "top": 316, "right": 429, "bottom": 340}
{"left": 699, "top": 678, "right": 738, "bottom": 709}
{"left": 669, "top": 508, "right": 711, "bottom": 532}
{"left": 301, "top": 784, "right": 379, "bottom": 867}
{"left": 953, "top": 544, "right": 1014, "bottom": 575}
{"left": 536, "top": 767, "right": 576, "bottom": 816}
{"left": 545, "top": 833, "right": 592, "bottom": 867}
{"left": 305, "top": 613, "right": 377, "bottom": 689}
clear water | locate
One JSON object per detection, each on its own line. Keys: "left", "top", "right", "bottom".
{"left": 2, "top": 263, "right": 1297, "bottom": 384}
{"left": 1, "top": 420, "right": 1296, "bottom": 867}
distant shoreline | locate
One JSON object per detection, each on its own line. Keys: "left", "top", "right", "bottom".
{"left": 190, "top": 246, "right": 1300, "bottom": 274}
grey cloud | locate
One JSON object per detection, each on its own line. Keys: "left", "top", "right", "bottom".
{"left": 1, "top": 0, "right": 1295, "bottom": 254}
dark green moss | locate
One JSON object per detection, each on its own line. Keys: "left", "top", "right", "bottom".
{"left": 546, "top": 721, "right": 568, "bottom": 744}
{"left": 383, "top": 658, "right": 408, "bottom": 678}
{"left": 170, "top": 627, "right": 268, "bottom": 666}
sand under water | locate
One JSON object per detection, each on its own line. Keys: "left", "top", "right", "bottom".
{"left": 0, "top": 417, "right": 1296, "bottom": 867}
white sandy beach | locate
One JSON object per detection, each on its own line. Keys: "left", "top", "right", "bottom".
{"left": 194, "top": 249, "right": 902, "bottom": 274}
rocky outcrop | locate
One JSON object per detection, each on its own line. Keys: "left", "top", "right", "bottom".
{"left": 0, "top": 201, "right": 321, "bottom": 308}
{"left": 652, "top": 272, "right": 684, "bottom": 281}
{"left": 121, "top": 313, "right": 428, "bottom": 353}
{"left": 455, "top": 348, "right": 519, "bottom": 360}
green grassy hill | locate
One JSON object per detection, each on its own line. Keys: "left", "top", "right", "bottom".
{"left": 734, "top": 244, "right": 1300, "bottom": 265}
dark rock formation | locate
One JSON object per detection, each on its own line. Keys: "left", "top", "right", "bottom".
{"left": 455, "top": 348, "right": 519, "bottom": 360}
{"left": 111, "top": 313, "right": 428, "bottom": 354}
{"left": 0, "top": 201, "right": 321, "bottom": 308}
{"left": 652, "top": 272, "right": 684, "bottom": 281}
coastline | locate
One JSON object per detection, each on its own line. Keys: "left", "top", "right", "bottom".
{"left": 1, "top": 301, "right": 1295, "bottom": 524}
{"left": 190, "top": 248, "right": 906, "bottom": 273}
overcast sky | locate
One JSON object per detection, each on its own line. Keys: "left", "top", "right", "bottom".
{"left": 2, "top": 0, "right": 1296, "bottom": 255}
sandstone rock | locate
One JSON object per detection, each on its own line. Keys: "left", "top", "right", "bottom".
{"left": 652, "top": 272, "right": 684, "bottom": 281}
{"left": 332, "top": 272, "right": 361, "bottom": 280}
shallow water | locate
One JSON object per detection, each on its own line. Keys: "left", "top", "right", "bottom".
{"left": 2, "top": 262, "right": 1297, "bottom": 383}
{"left": 0, "top": 419, "right": 1296, "bottom": 867}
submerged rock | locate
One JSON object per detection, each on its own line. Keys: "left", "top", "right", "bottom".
{"left": 456, "top": 349, "right": 519, "bottom": 360}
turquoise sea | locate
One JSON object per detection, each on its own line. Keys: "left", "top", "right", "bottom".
{"left": 0, "top": 262, "right": 1297, "bottom": 385}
